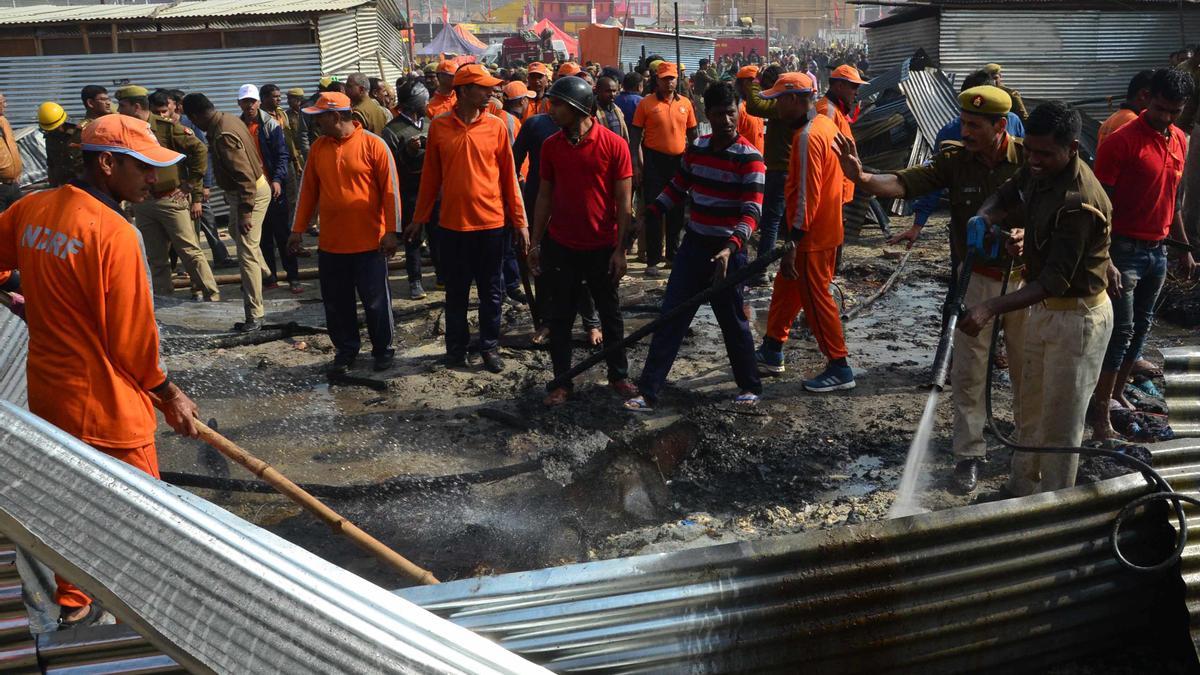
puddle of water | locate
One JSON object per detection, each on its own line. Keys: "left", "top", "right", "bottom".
{"left": 813, "top": 454, "right": 887, "bottom": 502}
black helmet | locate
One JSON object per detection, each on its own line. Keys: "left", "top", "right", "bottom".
{"left": 395, "top": 79, "right": 430, "bottom": 115}
{"left": 545, "top": 75, "right": 594, "bottom": 116}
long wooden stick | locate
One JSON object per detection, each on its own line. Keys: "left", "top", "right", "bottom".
{"left": 191, "top": 418, "right": 439, "bottom": 585}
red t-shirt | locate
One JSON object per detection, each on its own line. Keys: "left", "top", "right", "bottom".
{"left": 540, "top": 122, "right": 633, "bottom": 251}
{"left": 1093, "top": 112, "right": 1186, "bottom": 241}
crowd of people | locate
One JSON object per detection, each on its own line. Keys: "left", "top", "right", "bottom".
{"left": 0, "top": 42, "right": 1197, "bottom": 629}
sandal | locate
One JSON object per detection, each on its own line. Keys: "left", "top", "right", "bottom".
{"left": 733, "top": 392, "right": 760, "bottom": 406}
{"left": 623, "top": 396, "right": 654, "bottom": 412}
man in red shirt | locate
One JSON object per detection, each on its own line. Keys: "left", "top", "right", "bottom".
{"left": 288, "top": 92, "right": 401, "bottom": 373}
{"left": 1090, "top": 68, "right": 1196, "bottom": 439}
{"left": 0, "top": 114, "right": 200, "bottom": 627}
{"left": 528, "top": 77, "right": 637, "bottom": 406}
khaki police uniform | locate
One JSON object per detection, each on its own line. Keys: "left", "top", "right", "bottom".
{"left": 43, "top": 122, "right": 81, "bottom": 187}
{"left": 118, "top": 86, "right": 219, "bottom": 299}
{"left": 352, "top": 98, "right": 390, "bottom": 135}
{"left": 891, "top": 86, "right": 1026, "bottom": 460}
{"left": 983, "top": 64, "right": 1029, "bottom": 121}
{"left": 992, "top": 156, "right": 1114, "bottom": 495}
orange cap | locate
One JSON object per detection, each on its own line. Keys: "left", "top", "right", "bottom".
{"left": 829, "top": 64, "right": 867, "bottom": 85}
{"left": 735, "top": 65, "right": 759, "bottom": 80}
{"left": 302, "top": 92, "right": 352, "bottom": 114}
{"left": 503, "top": 81, "right": 536, "bottom": 101}
{"left": 437, "top": 60, "right": 458, "bottom": 75}
{"left": 759, "top": 72, "right": 815, "bottom": 99}
{"left": 80, "top": 114, "right": 183, "bottom": 167}
{"left": 528, "top": 62, "right": 551, "bottom": 77}
{"left": 657, "top": 61, "right": 678, "bottom": 79}
{"left": 557, "top": 62, "right": 582, "bottom": 77}
{"left": 453, "top": 63, "right": 503, "bottom": 88}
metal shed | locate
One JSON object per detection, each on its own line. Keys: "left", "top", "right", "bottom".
{"left": 862, "top": 0, "right": 1200, "bottom": 117}
{"left": 0, "top": 0, "right": 410, "bottom": 127}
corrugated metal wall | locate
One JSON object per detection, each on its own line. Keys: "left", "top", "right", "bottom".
{"left": 939, "top": 8, "right": 1200, "bottom": 117}
{"left": 866, "top": 16, "right": 939, "bottom": 77}
{"left": 618, "top": 33, "right": 715, "bottom": 74}
{"left": 0, "top": 535, "right": 35, "bottom": 673}
{"left": 319, "top": 8, "right": 368, "bottom": 77}
{"left": 0, "top": 44, "right": 322, "bottom": 130}
{"left": 0, "top": 299, "right": 28, "bottom": 410}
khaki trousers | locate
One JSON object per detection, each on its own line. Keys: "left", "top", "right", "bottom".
{"left": 1008, "top": 296, "right": 1114, "bottom": 496}
{"left": 132, "top": 194, "right": 218, "bottom": 298}
{"left": 225, "top": 178, "right": 272, "bottom": 321}
{"left": 952, "top": 271, "right": 1025, "bottom": 458}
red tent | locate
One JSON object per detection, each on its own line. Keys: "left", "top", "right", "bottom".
{"left": 530, "top": 18, "right": 578, "bottom": 59}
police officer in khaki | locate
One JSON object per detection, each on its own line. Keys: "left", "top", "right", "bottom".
{"left": 834, "top": 85, "right": 1025, "bottom": 494}
{"left": 115, "top": 85, "right": 219, "bottom": 301}
{"left": 37, "top": 101, "right": 81, "bottom": 187}
{"left": 983, "top": 63, "right": 1029, "bottom": 121}
{"left": 960, "top": 101, "right": 1113, "bottom": 497}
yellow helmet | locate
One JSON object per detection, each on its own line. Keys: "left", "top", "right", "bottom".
{"left": 37, "top": 101, "right": 67, "bottom": 132}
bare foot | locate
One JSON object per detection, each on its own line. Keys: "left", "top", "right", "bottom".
{"left": 587, "top": 327, "right": 603, "bottom": 346}
{"left": 1113, "top": 392, "right": 1133, "bottom": 409}
{"left": 1091, "top": 424, "right": 1127, "bottom": 442}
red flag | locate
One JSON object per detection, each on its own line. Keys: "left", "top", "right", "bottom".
{"left": 441, "top": 0, "right": 449, "bottom": 24}
{"left": 833, "top": 1, "right": 841, "bottom": 24}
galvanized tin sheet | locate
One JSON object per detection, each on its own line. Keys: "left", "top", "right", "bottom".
{"left": 0, "top": 536, "right": 36, "bottom": 673}
{"left": 866, "top": 14, "right": 939, "bottom": 77}
{"left": 0, "top": 401, "right": 551, "bottom": 675}
{"left": 0, "top": 0, "right": 371, "bottom": 25}
{"left": 1164, "top": 346, "right": 1200, "bottom": 438}
{"left": 0, "top": 304, "right": 28, "bottom": 410}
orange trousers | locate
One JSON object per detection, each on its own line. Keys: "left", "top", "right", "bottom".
{"left": 765, "top": 247, "right": 848, "bottom": 360}
{"left": 56, "top": 442, "right": 160, "bottom": 609}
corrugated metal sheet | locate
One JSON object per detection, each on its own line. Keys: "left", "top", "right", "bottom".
{"left": 897, "top": 67, "right": 958, "bottom": 152}
{"left": 0, "top": 401, "right": 551, "bottom": 674}
{"left": 0, "top": 299, "right": 28, "bottom": 410}
{"left": 399, "top": 440, "right": 1196, "bottom": 673}
{"left": 38, "top": 624, "right": 183, "bottom": 673}
{"left": 1164, "top": 346, "right": 1200, "bottom": 438}
{"left": 866, "top": 15, "right": 939, "bottom": 77}
{"left": 14, "top": 125, "right": 47, "bottom": 189}
{"left": 377, "top": 10, "right": 409, "bottom": 80}
{"left": 938, "top": 8, "right": 1200, "bottom": 116}
{"left": 0, "top": 44, "right": 321, "bottom": 133}
{"left": 318, "top": 9, "right": 366, "bottom": 76}
{"left": 0, "top": 535, "right": 36, "bottom": 673}
{"left": 616, "top": 29, "right": 715, "bottom": 73}
{"left": 0, "top": 0, "right": 371, "bottom": 25}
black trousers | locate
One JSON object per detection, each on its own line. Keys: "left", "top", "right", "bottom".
{"left": 441, "top": 227, "right": 505, "bottom": 357}
{"left": 261, "top": 192, "right": 298, "bottom": 283}
{"left": 542, "top": 236, "right": 627, "bottom": 387}
{"left": 198, "top": 199, "right": 231, "bottom": 263}
{"left": 318, "top": 249, "right": 395, "bottom": 360}
{"left": 641, "top": 148, "right": 684, "bottom": 266}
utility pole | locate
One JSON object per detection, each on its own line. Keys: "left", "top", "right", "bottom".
{"left": 674, "top": 2, "right": 681, "bottom": 72}
{"left": 657, "top": 0, "right": 662, "bottom": 27}
{"left": 763, "top": 0, "right": 769, "bottom": 59}
{"left": 404, "top": 0, "right": 415, "bottom": 65}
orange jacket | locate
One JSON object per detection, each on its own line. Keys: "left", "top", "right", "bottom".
{"left": 816, "top": 96, "right": 855, "bottom": 205}
{"left": 737, "top": 102, "right": 765, "bottom": 154}
{"left": 292, "top": 123, "right": 401, "bottom": 254}
{"left": 427, "top": 91, "right": 457, "bottom": 119}
{"left": 0, "top": 182, "right": 166, "bottom": 448}
{"left": 784, "top": 115, "right": 845, "bottom": 253}
{"left": 413, "top": 111, "right": 527, "bottom": 232}
{"left": 1098, "top": 108, "right": 1139, "bottom": 147}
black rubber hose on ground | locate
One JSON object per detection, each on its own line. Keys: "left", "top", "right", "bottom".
{"left": 980, "top": 263, "right": 1197, "bottom": 574}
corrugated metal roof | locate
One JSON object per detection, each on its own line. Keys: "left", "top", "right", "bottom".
{"left": 0, "top": 401, "right": 551, "bottom": 674}
{"left": 897, "top": 67, "right": 958, "bottom": 151}
{"left": 0, "top": 535, "right": 36, "bottom": 672}
{"left": 0, "top": 0, "right": 371, "bottom": 26}
{"left": 0, "top": 295, "right": 28, "bottom": 410}
{"left": 865, "top": 15, "right": 939, "bottom": 76}
{"left": 1164, "top": 347, "right": 1200, "bottom": 438}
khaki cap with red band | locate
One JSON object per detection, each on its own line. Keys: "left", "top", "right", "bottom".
{"left": 80, "top": 114, "right": 184, "bottom": 167}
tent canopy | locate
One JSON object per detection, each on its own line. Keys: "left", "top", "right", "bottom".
{"left": 530, "top": 18, "right": 577, "bottom": 58}
{"left": 418, "top": 23, "right": 487, "bottom": 56}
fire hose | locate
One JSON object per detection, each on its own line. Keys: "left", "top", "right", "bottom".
{"left": 928, "top": 217, "right": 1199, "bottom": 574}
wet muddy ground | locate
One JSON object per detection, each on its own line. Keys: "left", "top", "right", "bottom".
{"left": 152, "top": 215, "right": 1196, "bottom": 670}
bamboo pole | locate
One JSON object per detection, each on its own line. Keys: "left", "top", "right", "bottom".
{"left": 172, "top": 259, "right": 408, "bottom": 289}
{"left": 191, "top": 418, "right": 439, "bottom": 585}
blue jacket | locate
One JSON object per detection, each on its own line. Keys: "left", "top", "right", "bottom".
{"left": 911, "top": 112, "right": 1025, "bottom": 226}
{"left": 247, "top": 109, "right": 290, "bottom": 188}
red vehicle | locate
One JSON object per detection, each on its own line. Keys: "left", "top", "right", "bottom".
{"left": 501, "top": 30, "right": 568, "bottom": 66}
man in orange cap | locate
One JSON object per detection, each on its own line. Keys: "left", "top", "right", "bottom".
{"left": 556, "top": 62, "right": 582, "bottom": 79}
{"left": 427, "top": 60, "right": 458, "bottom": 118}
{"left": 409, "top": 64, "right": 528, "bottom": 374}
{"left": 734, "top": 65, "right": 765, "bottom": 153}
{"left": 754, "top": 72, "right": 856, "bottom": 392}
{"left": 500, "top": 80, "right": 534, "bottom": 142}
{"left": 526, "top": 62, "right": 553, "bottom": 119}
{"left": 817, "top": 64, "right": 866, "bottom": 208}
{"left": 0, "top": 114, "right": 202, "bottom": 627}
{"left": 632, "top": 60, "right": 698, "bottom": 276}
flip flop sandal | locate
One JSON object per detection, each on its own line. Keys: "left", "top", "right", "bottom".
{"left": 623, "top": 396, "right": 654, "bottom": 412}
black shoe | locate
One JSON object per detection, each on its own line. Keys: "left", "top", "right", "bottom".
{"left": 443, "top": 353, "right": 467, "bottom": 368}
{"left": 952, "top": 459, "right": 979, "bottom": 494}
{"left": 233, "top": 319, "right": 262, "bottom": 333}
{"left": 506, "top": 287, "right": 528, "bottom": 304}
{"left": 328, "top": 354, "right": 356, "bottom": 372}
{"left": 372, "top": 354, "right": 395, "bottom": 372}
{"left": 481, "top": 350, "right": 504, "bottom": 373}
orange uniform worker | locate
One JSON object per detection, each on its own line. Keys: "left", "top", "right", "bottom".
{"left": 525, "top": 62, "right": 553, "bottom": 120}
{"left": 288, "top": 92, "right": 401, "bottom": 373}
{"left": 1098, "top": 70, "right": 1153, "bottom": 147}
{"left": 816, "top": 64, "right": 867, "bottom": 206}
{"left": 734, "top": 66, "right": 765, "bottom": 153}
{"left": 0, "top": 114, "right": 200, "bottom": 627}
{"left": 754, "top": 72, "right": 856, "bottom": 392}
{"left": 426, "top": 61, "right": 458, "bottom": 119}
{"left": 408, "top": 64, "right": 528, "bottom": 374}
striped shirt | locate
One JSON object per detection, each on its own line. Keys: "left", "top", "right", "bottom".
{"left": 648, "top": 135, "right": 765, "bottom": 249}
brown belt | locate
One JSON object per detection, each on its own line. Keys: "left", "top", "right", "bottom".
{"left": 1041, "top": 290, "right": 1107, "bottom": 311}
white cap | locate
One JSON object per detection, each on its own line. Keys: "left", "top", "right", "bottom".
{"left": 237, "top": 84, "right": 260, "bottom": 101}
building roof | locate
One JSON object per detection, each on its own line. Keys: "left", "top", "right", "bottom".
{"left": 0, "top": 0, "right": 374, "bottom": 26}
{"left": 855, "top": 0, "right": 1198, "bottom": 8}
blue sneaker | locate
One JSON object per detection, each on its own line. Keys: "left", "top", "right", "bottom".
{"left": 756, "top": 345, "right": 785, "bottom": 374}
{"left": 803, "top": 364, "right": 856, "bottom": 392}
